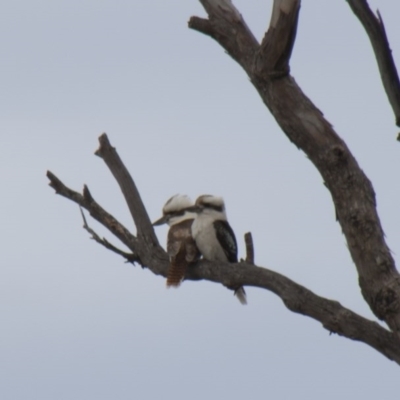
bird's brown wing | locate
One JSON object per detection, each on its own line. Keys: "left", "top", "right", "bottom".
{"left": 166, "top": 219, "right": 200, "bottom": 288}
{"left": 166, "top": 242, "right": 188, "bottom": 287}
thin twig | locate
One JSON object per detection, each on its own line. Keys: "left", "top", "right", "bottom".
{"left": 47, "top": 170, "right": 139, "bottom": 253}
{"left": 244, "top": 232, "right": 255, "bottom": 264}
{"left": 80, "top": 207, "right": 139, "bottom": 264}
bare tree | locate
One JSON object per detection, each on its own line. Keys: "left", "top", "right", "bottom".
{"left": 47, "top": 0, "right": 400, "bottom": 364}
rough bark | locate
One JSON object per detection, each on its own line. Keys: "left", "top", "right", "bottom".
{"left": 47, "top": 1, "right": 400, "bottom": 365}
{"left": 189, "top": 0, "right": 400, "bottom": 335}
{"left": 47, "top": 134, "right": 400, "bottom": 364}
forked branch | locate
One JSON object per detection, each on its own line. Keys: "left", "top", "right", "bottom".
{"left": 189, "top": 0, "right": 400, "bottom": 335}
{"left": 47, "top": 171, "right": 138, "bottom": 252}
{"left": 47, "top": 135, "right": 400, "bottom": 364}
{"left": 79, "top": 207, "right": 138, "bottom": 264}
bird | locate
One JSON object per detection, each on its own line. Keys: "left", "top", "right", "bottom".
{"left": 153, "top": 195, "right": 200, "bottom": 288}
{"left": 191, "top": 194, "right": 247, "bottom": 305}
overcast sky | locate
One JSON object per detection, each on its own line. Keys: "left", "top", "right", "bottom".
{"left": 1, "top": 1, "right": 400, "bottom": 399}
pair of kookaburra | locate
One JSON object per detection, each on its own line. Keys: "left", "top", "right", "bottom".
{"left": 153, "top": 194, "right": 246, "bottom": 305}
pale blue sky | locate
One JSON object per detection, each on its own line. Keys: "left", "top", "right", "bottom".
{"left": 1, "top": 1, "right": 400, "bottom": 399}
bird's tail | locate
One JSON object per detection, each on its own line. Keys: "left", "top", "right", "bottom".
{"left": 166, "top": 258, "right": 187, "bottom": 288}
{"left": 234, "top": 286, "right": 247, "bottom": 305}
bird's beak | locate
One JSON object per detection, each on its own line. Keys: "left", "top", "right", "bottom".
{"left": 152, "top": 215, "right": 168, "bottom": 226}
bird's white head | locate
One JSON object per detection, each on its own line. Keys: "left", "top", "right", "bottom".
{"left": 153, "top": 194, "right": 196, "bottom": 226}
{"left": 194, "top": 194, "right": 227, "bottom": 220}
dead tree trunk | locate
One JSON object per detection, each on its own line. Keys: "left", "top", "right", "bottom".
{"left": 189, "top": 0, "right": 400, "bottom": 333}
{"left": 47, "top": 0, "right": 400, "bottom": 365}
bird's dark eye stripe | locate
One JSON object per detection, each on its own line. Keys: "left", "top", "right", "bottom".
{"left": 204, "top": 204, "right": 223, "bottom": 212}
{"left": 166, "top": 210, "right": 185, "bottom": 217}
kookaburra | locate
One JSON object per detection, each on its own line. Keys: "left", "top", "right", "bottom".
{"left": 191, "top": 195, "right": 247, "bottom": 305}
{"left": 153, "top": 195, "right": 200, "bottom": 288}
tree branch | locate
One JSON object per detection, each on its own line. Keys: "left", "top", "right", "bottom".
{"left": 347, "top": 0, "right": 400, "bottom": 127}
{"left": 188, "top": 1, "right": 259, "bottom": 69}
{"left": 47, "top": 170, "right": 139, "bottom": 255}
{"left": 186, "top": 260, "right": 400, "bottom": 365}
{"left": 47, "top": 135, "right": 400, "bottom": 364}
{"left": 95, "top": 133, "right": 159, "bottom": 246}
{"left": 79, "top": 207, "right": 139, "bottom": 264}
{"left": 189, "top": 16, "right": 215, "bottom": 37}
{"left": 189, "top": 0, "right": 400, "bottom": 333}
{"left": 255, "top": 0, "right": 300, "bottom": 78}
{"left": 244, "top": 232, "right": 254, "bottom": 264}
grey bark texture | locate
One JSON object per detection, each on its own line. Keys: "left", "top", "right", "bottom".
{"left": 189, "top": 0, "right": 400, "bottom": 334}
